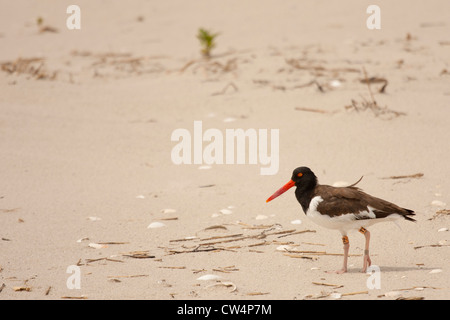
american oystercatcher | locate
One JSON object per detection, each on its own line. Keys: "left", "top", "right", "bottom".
{"left": 266, "top": 167, "right": 415, "bottom": 273}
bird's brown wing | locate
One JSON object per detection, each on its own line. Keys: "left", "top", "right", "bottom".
{"left": 314, "top": 185, "right": 415, "bottom": 221}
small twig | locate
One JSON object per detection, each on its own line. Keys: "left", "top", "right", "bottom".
{"left": 414, "top": 244, "right": 450, "bottom": 250}
{"left": 107, "top": 274, "right": 149, "bottom": 279}
{"left": 200, "top": 233, "right": 244, "bottom": 241}
{"left": 247, "top": 292, "right": 270, "bottom": 296}
{"left": 212, "top": 82, "right": 239, "bottom": 96}
{"left": 295, "top": 107, "right": 329, "bottom": 114}
{"left": 312, "top": 282, "right": 344, "bottom": 289}
{"left": 381, "top": 173, "right": 424, "bottom": 180}
{"left": 283, "top": 253, "right": 315, "bottom": 260}
{"left": 97, "top": 241, "right": 129, "bottom": 245}
{"left": 341, "top": 290, "right": 368, "bottom": 297}
{"left": 85, "top": 257, "right": 124, "bottom": 263}
{"left": 277, "top": 229, "right": 316, "bottom": 239}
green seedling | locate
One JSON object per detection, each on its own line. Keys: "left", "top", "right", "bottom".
{"left": 197, "top": 28, "right": 219, "bottom": 58}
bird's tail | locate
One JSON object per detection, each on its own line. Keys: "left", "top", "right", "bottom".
{"left": 402, "top": 208, "right": 416, "bottom": 222}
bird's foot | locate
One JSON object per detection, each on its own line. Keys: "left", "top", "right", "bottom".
{"left": 360, "top": 254, "right": 372, "bottom": 273}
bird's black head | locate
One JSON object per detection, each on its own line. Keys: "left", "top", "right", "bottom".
{"left": 266, "top": 166, "right": 318, "bottom": 203}
{"left": 291, "top": 167, "right": 318, "bottom": 189}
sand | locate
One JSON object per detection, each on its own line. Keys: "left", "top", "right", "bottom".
{"left": 0, "top": 0, "right": 449, "bottom": 300}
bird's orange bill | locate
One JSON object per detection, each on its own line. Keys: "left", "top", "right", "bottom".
{"left": 266, "top": 180, "right": 295, "bottom": 203}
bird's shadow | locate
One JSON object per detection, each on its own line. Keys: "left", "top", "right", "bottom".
{"left": 345, "top": 265, "right": 435, "bottom": 273}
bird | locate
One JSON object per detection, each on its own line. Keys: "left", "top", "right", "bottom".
{"left": 266, "top": 166, "right": 415, "bottom": 274}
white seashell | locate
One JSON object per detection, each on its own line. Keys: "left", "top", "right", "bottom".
{"left": 332, "top": 181, "right": 349, "bottom": 187}
{"left": 310, "top": 267, "right": 320, "bottom": 270}
{"left": 227, "top": 205, "right": 235, "bottom": 209}
{"left": 220, "top": 209, "right": 232, "bottom": 215}
{"left": 198, "top": 165, "right": 211, "bottom": 170}
{"left": 196, "top": 274, "right": 221, "bottom": 281}
{"left": 329, "top": 80, "right": 342, "bottom": 88}
{"left": 223, "top": 117, "right": 236, "bottom": 123}
{"left": 429, "top": 269, "right": 442, "bottom": 274}
{"left": 87, "top": 216, "right": 101, "bottom": 221}
{"left": 255, "top": 215, "right": 268, "bottom": 220}
{"left": 330, "top": 293, "right": 342, "bottom": 299}
{"left": 147, "top": 222, "right": 166, "bottom": 229}
{"left": 211, "top": 213, "right": 220, "bottom": 218}
{"left": 291, "top": 219, "right": 302, "bottom": 225}
{"left": 185, "top": 236, "right": 198, "bottom": 240}
{"left": 431, "top": 200, "right": 446, "bottom": 207}
{"left": 161, "top": 208, "right": 176, "bottom": 214}
{"left": 414, "top": 287, "right": 424, "bottom": 291}
{"left": 438, "top": 227, "right": 448, "bottom": 232}
{"left": 77, "top": 237, "right": 89, "bottom": 243}
{"left": 384, "top": 291, "right": 401, "bottom": 298}
{"left": 88, "top": 243, "right": 107, "bottom": 249}
{"left": 135, "top": 195, "right": 145, "bottom": 199}
{"left": 276, "top": 245, "right": 293, "bottom": 251}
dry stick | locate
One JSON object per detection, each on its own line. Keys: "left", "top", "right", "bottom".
{"left": 360, "top": 77, "right": 389, "bottom": 93}
{"left": 170, "top": 237, "right": 198, "bottom": 243}
{"left": 179, "top": 60, "right": 197, "bottom": 73}
{"left": 199, "top": 228, "right": 295, "bottom": 246}
{"left": 312, "top": 282, "right": 344, "bottom": 289}
{"left": 341, "top": 290, "right": 368, "bottom": 297}
{"left": 248, "top": 241, "right": 270, "bottom": 247}
{"left": 295, "top": 107, "right": 329, "bottom": 114}
{"left": 197, "top": 237, "right": 248, "bottom": 246}
{"left": 414, "top": 244, "right": 450, "bottom": 250}
{"left": 302, "top": 242, "right": 326, "bottom": 246}
{"left": 283, "top": 250, "right": 361, "bottom": 257}
{"left": 168, "top": 246, "right": 228, "bottom": 255}
{"left": 277, "top": 229, "right": 316, "bottom": 238}
{"left": 247, "top": 292, "right": 270, "bottom": 296}
{"left": 159, "top": 217, "right": 178, "bottom": 221}
{"left": 85, "top": 257, "right": 124, "bottom": 263}
{"left": 107, "top": 275, "right": 149, "bottom": 279}
{"left": 362, "top": 67, "right": 376, "bottom": 106}
{"left": 393, "top": 286, "right": 442, "bottom": 292}
{"left": 283, "top": 253, "right": 315, "bottom": 260}
{"left": 381, "top": 173, "right": 424, "bottom": 180}
{"left": 200, "top": 233, "right": 244, "bottom": 241}
{"left": 97, "top": 241, "right": 129, "bottom": 245}
{"left": 212, "top": 82, "right": 239, "bottom": 96}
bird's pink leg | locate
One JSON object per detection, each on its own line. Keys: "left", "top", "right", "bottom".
{"left": 327, "top": 235, "right": 349, "bottom": 274}
{"left": 359, "top": 227, "right": 372, "bottom": 272}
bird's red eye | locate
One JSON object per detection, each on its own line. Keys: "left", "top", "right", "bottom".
{"left": 297, "top": 173, "right": 303, "bottom": 177}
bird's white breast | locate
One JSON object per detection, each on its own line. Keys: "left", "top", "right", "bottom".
{"left": 305, "top": 196, "right": 370, "bottom": 234}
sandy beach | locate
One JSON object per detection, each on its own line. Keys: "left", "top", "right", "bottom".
{"left": 0, "top": 0, "right": 449, "bottom": 300}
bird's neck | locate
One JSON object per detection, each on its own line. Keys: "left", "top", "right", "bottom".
{"left": 295, "top": 182, "right": 317, "bottom": 213}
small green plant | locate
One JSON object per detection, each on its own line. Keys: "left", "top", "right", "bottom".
{"left": 197, "top": 28, "right": 219, "bottom": 58}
